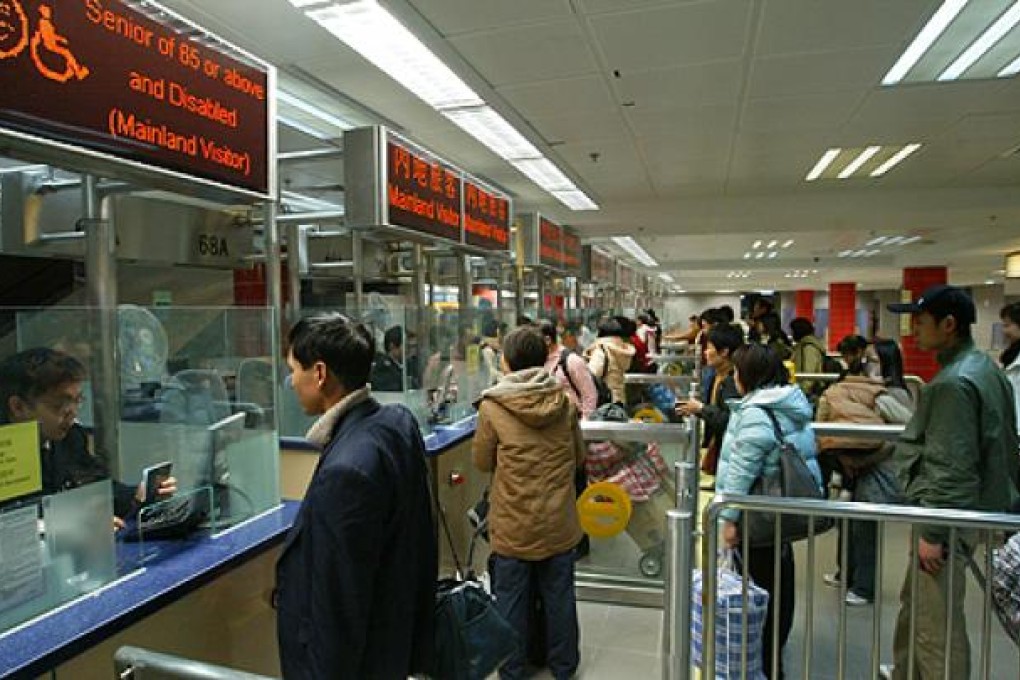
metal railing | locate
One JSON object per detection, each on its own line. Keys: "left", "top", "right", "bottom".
{"left": 624, "top": 372, "right": 694, "bottom": 390}
{"left": 698, "top": 496, "right": 1020, "bottom": 680}
{"left": 114, "top": 646, "right": 277, "bottom": 679}
{"left": 795, "top": 373, "right": 926, "bottom": 389}
{"left": 810, "top": 422, "right": 905, "bottom": 441}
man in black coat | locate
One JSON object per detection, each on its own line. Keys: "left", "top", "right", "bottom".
{"left": 277, "top": 313, "right": 437, "bottom": 679}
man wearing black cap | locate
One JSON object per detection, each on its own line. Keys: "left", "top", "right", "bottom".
{"left": 883, "top": 285, "right": 1019, "bottom": 679}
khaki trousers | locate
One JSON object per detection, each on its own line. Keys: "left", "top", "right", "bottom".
{"left": 891, "top": 550, "right": 970, "bottom": 680}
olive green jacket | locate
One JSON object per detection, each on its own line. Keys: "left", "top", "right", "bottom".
{"left": 895, "top": 339, "right": 1020, "bottom": 545}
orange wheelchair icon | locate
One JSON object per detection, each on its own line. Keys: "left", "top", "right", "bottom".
{"left": 0, "top": 1, "right": 89, "bottom": 83}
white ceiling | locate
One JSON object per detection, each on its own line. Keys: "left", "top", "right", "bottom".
{"left": 159, "top": 0, "right": 1020, "bottom": 292}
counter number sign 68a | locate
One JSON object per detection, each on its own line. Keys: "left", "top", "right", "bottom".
{"left": 197, "top": 234, "right": 230, "bottom": 258}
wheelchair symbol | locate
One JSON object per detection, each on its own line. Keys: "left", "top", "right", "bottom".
{"left": 0, "top": 2, "right": 89, "bottom": 83}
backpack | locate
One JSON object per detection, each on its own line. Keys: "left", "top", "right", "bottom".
{"left": 816, "top": 344, "right": 842, "bottom": 374}
{"left": 558, "top": 349, "right": 613, "bottom": 408}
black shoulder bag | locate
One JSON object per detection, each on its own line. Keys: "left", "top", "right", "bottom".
{"left": 742, "top": 407, "right": 834, "bottom": 548}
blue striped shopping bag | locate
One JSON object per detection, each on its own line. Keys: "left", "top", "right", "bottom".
{"left": 692, "top": 560, "right": 770, "bottom": 680}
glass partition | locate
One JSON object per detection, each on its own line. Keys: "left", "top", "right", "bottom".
{"left": 0, "top": 481, "right": 115, "bottom": 632}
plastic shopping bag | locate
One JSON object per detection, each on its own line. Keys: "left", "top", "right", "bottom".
{"left": 692, "top": 551, "right": 770, "bottom": 680}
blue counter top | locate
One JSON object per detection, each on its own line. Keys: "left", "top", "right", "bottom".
{"left": 0, "top": 502, "right": 299, "bottom": 680}
{"left": 280, "top": 413, "right": 478, "bottom": 457}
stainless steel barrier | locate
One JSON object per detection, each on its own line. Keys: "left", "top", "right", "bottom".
{"left": 810, "top": 422, "right": 905, "bottom": 441}
{"left": 577, "top": 416, "right": 697, "bottom": 607}
{"left": 114, "top": 647, "right": 276, "bottom": 679}
{"left": 624, "top": 372, "right": 694, "bottom": 390}
{"left": 698, "top": 496, "right": 1020, "bottom": 680}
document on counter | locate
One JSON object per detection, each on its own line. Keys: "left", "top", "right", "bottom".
{"left": 0, "top": 505, "right": 45, "bottom": 613}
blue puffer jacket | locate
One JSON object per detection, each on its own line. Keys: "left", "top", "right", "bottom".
{"left": 716, "top": 384, "right": 823, "bottom": 521}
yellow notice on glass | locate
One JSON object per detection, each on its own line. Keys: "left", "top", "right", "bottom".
{"left": 0, "top": 422, "right": 42, "bottom": 503}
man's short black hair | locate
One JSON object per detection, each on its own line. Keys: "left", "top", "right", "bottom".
{"left": 707, "top": 323, "right": 744, "bottom": 355}
{"left": 701, "top": 308, "right": 725, "bottom": 325}
{"left": 537, "top": 318, "right": 558, "bottom": 343}
{"left": 288, "top": 313, "right": 375, "bottom": 391}
{"left": 501, "top": 326, "right": 548, "bottom": 372}
{"left": 733, "top": 343, "right": 786, "bottom": 393}
{"left": 0, "top": 348, "right": 86, "bottom": 422}
{"left": 718, "top": 305, "right": 736, "bottom": 323}
{"left": 836, "top": 334, "right": 868, "bottom": 355}
{"left": 383, "top": 325, "right": 404, "bottom": 352}
{"left": 789, "top": 317, "right": 815, "bottom": 342}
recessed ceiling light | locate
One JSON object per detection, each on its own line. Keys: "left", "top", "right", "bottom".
{"left": 768, "top": 251, "right": 778, "bottom": 259}
{"left": 870, "top": 143, "right": 922, "bottom": 176}
{"left": 806, "top": 148, "right": 841, "bottom": 181}
{"left": 744, "top": 252, "right": 752, "bottom": 259}
{"left": 985, "top": 279, "right": 997, "bottom": 285}
{"left": 753, "top": 240, "right": 763, "bottom": 249}
{"left": 882, "top": 0, "right": 969, "bottom": 85}
{"left": 939, "top": 2, "right": 1020, "bottom": 82}
{"left": 755, "top": 252, "right": 765, "bottom": 260}
{"left": 838, "top": 146, "right": 882, "bottom": 179}
{"left": 782, "top": 240, "right": 794, "bottom": 248}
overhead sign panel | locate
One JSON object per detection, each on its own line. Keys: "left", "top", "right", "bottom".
{"left": 463, "top": 176, "right": 510, "bottom": 252}
{"left": 538, "top": 217, "right": 564, "bottom": 270}
{"left": 562, "top": 227, "right": 581, "bottom": 272}
{"left": 0, "top": 0, "right": 271, "bottom": 195}
{"left": 386, "top": 137, "right": 462, "bottom": 243}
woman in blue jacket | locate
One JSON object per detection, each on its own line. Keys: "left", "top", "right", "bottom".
{"left": 716, "top": 343, "right": 822, "bottom": 679}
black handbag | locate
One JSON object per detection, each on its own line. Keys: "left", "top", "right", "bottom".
{"left": 742, "top": 407, "right": 833, "bottom": 548}
{"left": 431, "top": 486, "right": 519, "bottom": 679}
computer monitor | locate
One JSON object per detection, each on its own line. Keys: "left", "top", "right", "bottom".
{"left": 207, "top": 411, "right": 246, "bottom": 524}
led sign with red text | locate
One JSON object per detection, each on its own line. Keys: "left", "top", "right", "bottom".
{"left": 619, "top": 264, "right": 635, "bottom": 290}
{"left": 386, "top": 139, "right": 462, "bottom": 243}
{"left": 589, "top": 248, "right": 613, "bottom": 282}
{"left": 561, "top": 227, "right": 581, "bottom": 273}
{"left": 538, "top": 217, "right": 564, "bottom": 270}
{"left": 0, "top": 0, "right": 269, "bottom": 193}
{"left": 463, "top": 179, "right": 509, "bottom": 251}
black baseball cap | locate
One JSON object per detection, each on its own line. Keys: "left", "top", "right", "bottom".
{"left": 887, "top": 284, "right": 976, "bottom": 324}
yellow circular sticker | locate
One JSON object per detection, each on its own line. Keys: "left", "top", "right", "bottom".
{"left": 663, "top": 362, "right": 683, "bottom": 376}
{"left": 632, "top": 406, "right": 665, "bottom": 423}
{"left": 577, "top": 482, "right": 632, "bottom": 538}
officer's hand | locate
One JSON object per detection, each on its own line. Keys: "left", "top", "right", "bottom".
{"left": 918, "top": 537, "right": 946, "bottom": 575}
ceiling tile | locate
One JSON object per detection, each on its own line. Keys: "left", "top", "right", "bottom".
{"left": 757, "top": 0, "right": 937, "bottom": 56}
{"left": 588, "top": 1, "right": 752, "bottom": 72}
{"left": 408, "top": 0, "right": 573, "bottom": 36}
{"left": 740, "top": 91, "right": 865, "bottom": 134}
{"left": 626, "top": 105, "right": 736, "bottom": 141}
{"left": 575, "top": 0, "right": 704, "bottom": 15}
{"left": 448, "top": 21, "right": 598, "bottom": 86}
{"left": 529, "top": 112, "right": 631, "bottom": 144}
{"left": 498, "top": 76, "right": 617, "bottom": 118}
{"left": 615, "top": 61, "right": 744, "bottom": 109}
{"left": 749, "top": 47, "right": 899, "bottom": 99}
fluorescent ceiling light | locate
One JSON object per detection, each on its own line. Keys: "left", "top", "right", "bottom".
{"left": 901, "top": 235, "right": 923, "bottom": 245}
{"left": 290, "top": 0, "right": 328, "bottom": 6}
{"left": 939, "top": 1, "right": 1020, "bottom": 81}
{"left": 782, "top": 240, "right": 794, "bottom": 248}
{"left": 806, "top": 148, "right": 841, "bottom": 181}
{"left": 304, "top": 2, "right": 482, "bottom": 110}
{"left": 743, "top": 252, "right": 752, "bottom": 259}
{"left": 511, "top": 158, "right": 573, "bottom": 191}
{"left": 865, "top": 236, "right": 887, "bottom": 246}
{"left": 767, "top": 240, "right": 778, "bottom": 248}
{"left": 443, "top": 106, "right": 541, "bottom": 160}
{"left": 612, "top": 236, "right": 657, "bottom": 268}
{"left": 768, "top": 251, "right": 778, "bottom": 259}
{"left": 755, "top": 252, "right": 765, "bottom": 260}
{"left": 277, "top": 90, "right": 354, "bottom": 131}
{"left": 715, "top": 290, "right": 736, "bottom": 294}
{"left": 838, "top": 146, "right": 881, "bottom": 179}
{"left": 753, "top": 240, "right": 763, "bottom": 249}
{"left": 838, "top": 250, "right": 852, "bottom": 257}
{"left": 999, "top": 53, "right": 1020, "bottom": 76}
{"left": 551, "top": 190, "right": 599, "bottom": 211}
{"left": 282, "top": 190, "right": 344, "bottom": 212}
{"left": 298, "top": 0, "right": 598, "bottom": 211}
{"left": 883, "top": 0, "right": 969, "bottom": 85}
{"left": 884, "top": 236, "right": 905, "bottom": 245}
{"left": 659, "top": 273, "right": 675, "bottom": 283}
{"left": 871, "top": 143, "right": 922, "bottom": 176}
{"left": 865, "top": 249, "right": 881, "bottom": 257}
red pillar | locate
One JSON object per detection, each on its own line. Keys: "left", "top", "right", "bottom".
{"left": 901, "top": 266, "right": 947, "bottom": 382}
{"left": 828, "top": 283, "right": 856, "bottom": 351}
{"left": 794, "top": 290, "right": 815, "bottom": 321}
